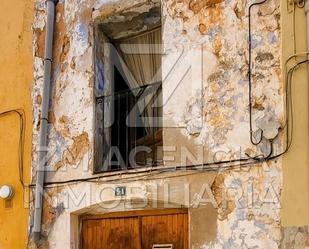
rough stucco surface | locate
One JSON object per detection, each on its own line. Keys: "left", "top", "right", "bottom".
{"left": 280, "top": 226, "right": 309, "bottom": 249}
{"left": 162, "top": 0, "right": 282, "bottom": 161}
{"left": 29, "top": 0, "right": 293, "bottom": 248}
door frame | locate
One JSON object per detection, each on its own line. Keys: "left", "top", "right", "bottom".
{"left": 80, "top": 208, "right": 188, "bottom": 220}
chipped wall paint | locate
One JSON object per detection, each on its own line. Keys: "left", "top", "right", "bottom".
{"left": 30, "top": 0, "right": 291, "bottom": 248}
{"left": 280, "top": 226, "right": 309, "bottom": 248}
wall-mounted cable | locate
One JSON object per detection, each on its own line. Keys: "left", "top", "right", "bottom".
{"left": 0, "top": 109, "right": 26, "bottom": 187}
{"left": 248, "top": 0, "right": 269, "bottom": 147}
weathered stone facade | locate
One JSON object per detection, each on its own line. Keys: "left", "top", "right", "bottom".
{"left": 281, "top": 226, "right": 309, "bottom": 249}
{"left": 30, "top": 0, "right": 294, "bottom": 248}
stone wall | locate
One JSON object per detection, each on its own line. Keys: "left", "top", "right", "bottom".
{"left": 30, "top": 0, "right": 290, "bottom": 248}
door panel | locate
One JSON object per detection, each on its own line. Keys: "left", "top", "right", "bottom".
{"left": 141, "top": 214, "right": 188, "bottom": 249}
{"left": 82, "top": 217, "right": 141, "bottom": 249}
{"left": 82, "top": 210, "right": 188, "bottom": 249}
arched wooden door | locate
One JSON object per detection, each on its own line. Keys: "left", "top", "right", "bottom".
{"left": 81, "top": 209, "right": 188, "bottom": 249}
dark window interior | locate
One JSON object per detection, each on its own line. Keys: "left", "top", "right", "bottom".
{"left": 107, "top": 66, "right": 162, "bottom": 171}
{"left": 95, "top": 18, "right": 163, "bottom": 173}
{"left": 110, "top": 68, "right": 150, "bottom": 170}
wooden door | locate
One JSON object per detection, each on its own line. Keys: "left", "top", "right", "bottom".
{"left": 81, "top": 209, "right": 188, "bottom": 249}
{"left": 141, "top": 213, "right": 188, "bottom": 249}
{"left": 82, "top": 217, "right": 141, "bottom": 249}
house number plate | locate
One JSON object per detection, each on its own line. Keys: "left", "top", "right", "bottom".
{"left": 115, "top": 186, "right": 126, "bottom": 197}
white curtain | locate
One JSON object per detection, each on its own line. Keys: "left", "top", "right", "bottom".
{"left": 116, "top": 28, "right": 162, "bottom": 132}
{"left": 117, "top": 28, "right": 162, "bottom": 86}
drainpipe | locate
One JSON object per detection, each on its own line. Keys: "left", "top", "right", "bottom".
{"left": 305, "top": 0, "right": 309, "bottom": 72}
{"left": 33, "top": 0, "right": 58, "bottom": 243}
{"left": 306, "top": 0, "right": 309, "bottom": 161}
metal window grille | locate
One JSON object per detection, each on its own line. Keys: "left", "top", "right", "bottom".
{"left": 96, "top": 82, "right": 163, "bottom": 172}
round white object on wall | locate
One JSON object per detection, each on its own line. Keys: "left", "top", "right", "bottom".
{"left": 0, "top": 185, "right": 13, "bottom": 200}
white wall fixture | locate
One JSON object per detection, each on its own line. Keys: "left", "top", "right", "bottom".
{"left": 0, "top": 185, "right": 14, "bottom": 200}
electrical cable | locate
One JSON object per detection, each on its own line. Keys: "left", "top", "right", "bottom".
{"left": 0, "top": 109, "right": 26, "bottom": 187}
{"left": 248, "top": 0, "right": 268, "bottom": 146}
{"left": 289, "top": 0, "right": 305, "bottom": 54}
{"left": 286, "top": 59, "right": 309, "bottom": 149}
{"left": 285, "top": 52, "right": 309, "bottom": 77}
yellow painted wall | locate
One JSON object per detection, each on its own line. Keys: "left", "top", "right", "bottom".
{"left": 0, "top": 0, "right": 33, "bottom": 248}
{"left": 281, "top": 0, "right": 309, "bottom": 226}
